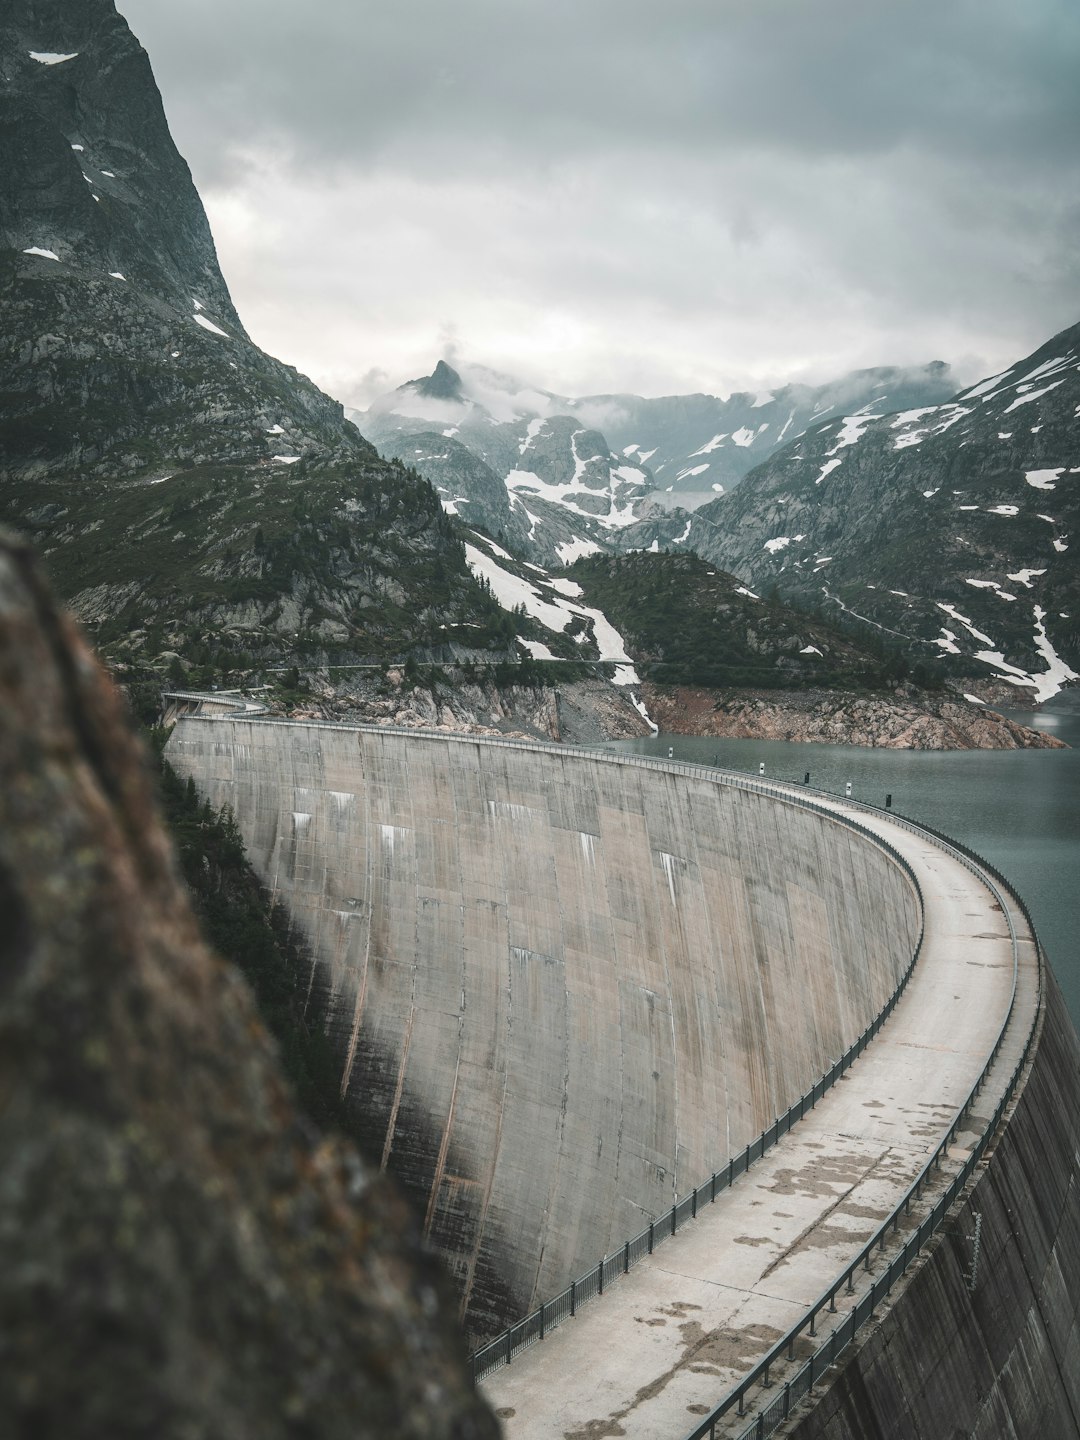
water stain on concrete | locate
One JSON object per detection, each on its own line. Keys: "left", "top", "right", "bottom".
{"left": 561, "top": 1319, "right": 780, "bottom": 1440}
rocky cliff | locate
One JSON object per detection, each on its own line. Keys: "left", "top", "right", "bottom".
{"left": 0, "top": 527, "right": 496, "bottom": 1439}
{"left": 0, "top": 0, "right": 513, "bottom": 673}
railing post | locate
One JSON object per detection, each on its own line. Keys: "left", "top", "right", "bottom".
{"left": 540, "top": 1302, "right": 545, "bottom": 1340}
{"left": 692, "top": 1189, "right": 697, "bottom": 1219}
{"left": 570, "top": 1280, "right": 576, "bottom": 1317}
{"left": 506, "top": 1328, "right": 512, "bottom": 1365}
{"left": 672, "top": 1204, "right": 677, "bottom": 1237}
{"left": 648, "top": 1222, "right": 654, "bottom": 1255}
{"left": 624, "top": 1240, "right": 630, "bottom": 1273}
{"left": 598, "top": 1259, "right": 604, "bottom": 1296}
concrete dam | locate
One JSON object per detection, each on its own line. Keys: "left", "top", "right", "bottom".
{"left": 167, "top": 717, "right": 1080, "bottom": 1438}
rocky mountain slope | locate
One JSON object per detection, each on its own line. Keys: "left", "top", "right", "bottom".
{"left": 564, "top": 552, "right": 1057, "bottom": 748}
{"left": 685, "top": 324, "right": 1080, "bottom": 702}
{"left": 0, "top": 0, "right": 520, "bottom": 674}
{"left": 567, "top": 361, "right": 956, "bottom": 502}
{"left": 354, "top": 358, "right": 956, "bottom": 566}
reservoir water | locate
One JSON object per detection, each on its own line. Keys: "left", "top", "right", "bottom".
{"left": 603, "top": 702, "right": 1080, "bottom": 1027}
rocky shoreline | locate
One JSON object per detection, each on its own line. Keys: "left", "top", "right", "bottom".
{"left": 276, "top": 667, "right": 653, "bottom": 744}
{"left": 640, "top": 683, "right": 1066, "bottom": 750}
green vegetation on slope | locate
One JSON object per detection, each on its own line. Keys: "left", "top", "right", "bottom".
{"left": 569, "top": 551, "right": 944, "bottom": 691}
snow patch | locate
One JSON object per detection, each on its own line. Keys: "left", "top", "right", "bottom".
{"left": 677, "top": 463, "right": 710, "bottom": 480}
{"left": 764, "top": 537, "right": 791, "bottom": 553}
{"left": 1025, "top": 468, "right": 1062, "bottom": 490}
{"left": 800, "top": 645, "right": 823, "bottom": 656}
{"left": 691, "top": 434, "right": 728, "bottom": 456}
{"left": 1002, "top": 379, "right": 1066, "bottom": 413}
{"left": 1014, "top": 355, "right": 1073, "bottom": 386}
{"left": 934, "top": 630, "right": 961, "bottom": 655}
{"left": 630, "top": 692, "right": 658, "bottom": 734}
{"left": 108, "top": 271, "right": 126, "bottom": 280}
{"left": 958, "top": 369, "right": 1014, "bottom": 401}
{"left": 1006, "top": 569, "right": 1046, "bottom": 588}
{"left": 519, "top": 638, "right": 557, "bottom": 660}
{"left": 731, "top": 427, "right": 757, "bottom": 447}
{"left": 828, "top": 414, "right": 877, "bottom": 452}
{"left": 22, "top": 247, "right": 59, "bottom": 261}
{"left": 519, "top": 416, "right": 545, "bottom": 454}
{"left": 815, "top": 458, "right": 842, "bottom": 485}
{"left": 29, "top": 51, "right": 78, "bottom": 64}
{"left": 987, "top": 505, "right": 1019, "bottom": 517}
{"left": 555, "top": 536, "right": 602, "bottom": 565}
{"left": 273, "top": 455, "right": 301, "bottom": 465}
{"left": 1030, "top": 606, "right": 1078, "bottom": 703}
{"left": 548, "top": 578, "right": 584, "bottom": 597}
{"left": 193, "top": 314, "right": 230, "bottom": 338}
{"left": 736, "top": 586, "right": 760, "bottom": 599}
{"left": 963, "top": 694, "right": 986, "bottom": 705}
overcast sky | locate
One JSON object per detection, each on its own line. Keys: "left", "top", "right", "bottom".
{"left": 126, "top": 0, "right": 1080, "bottom": 408}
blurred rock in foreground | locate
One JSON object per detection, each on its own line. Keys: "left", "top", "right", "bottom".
{"left": 0, "top": 526, "right": 497, "bottom": 1439}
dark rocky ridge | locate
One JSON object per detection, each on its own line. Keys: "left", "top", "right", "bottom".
{"left": 0, "top": 527, "right": 497, "bottom": 1440}
{"left": 0, "top": 0, "right": 511, "bottom": 671}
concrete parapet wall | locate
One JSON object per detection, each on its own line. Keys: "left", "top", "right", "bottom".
{"left": 787, "top": 968, "right": 1080, "bottom": 1440}
{"left": 167, "top": 721, "right": 920, "bottom": 1340}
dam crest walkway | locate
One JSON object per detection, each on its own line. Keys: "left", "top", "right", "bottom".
{"left": 481, "top": 781, "right": 1040, "bottom": 1439}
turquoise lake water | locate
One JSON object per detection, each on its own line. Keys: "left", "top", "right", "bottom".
{"left": 602, "top": 703, "right": 1080, "bottom": 1026}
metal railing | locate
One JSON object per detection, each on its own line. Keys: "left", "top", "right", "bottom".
{"left": 462, "top": 801, "right": 924, "bottom": 1383}
{"left": 687, "top": 830, "right": 1044, "bottom": 1440}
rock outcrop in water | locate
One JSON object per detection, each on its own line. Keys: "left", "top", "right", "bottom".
{"left": 0, "top": 525, "right": 496, "bottom": 1439}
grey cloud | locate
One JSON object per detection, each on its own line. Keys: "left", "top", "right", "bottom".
{"left": 129, "top": 0, "right": 1080, "bottom": 180}
{"left": 121, "top": 0, "right": 1079, "bottom": 401}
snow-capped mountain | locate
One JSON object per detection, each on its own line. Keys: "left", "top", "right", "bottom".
{"left": 688, "top": 323, "right": 1080, "bottom": 701}
{"left": 352, "top": 358, "right": 957, "bottom": 565}
{"left": 354, "top": 362, "right": 662, "bottom": 566}
{"left": 571, "top": 362, "right": 956, "bottom": 503}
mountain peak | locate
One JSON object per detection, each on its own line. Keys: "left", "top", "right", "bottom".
{"left": 411, "top": 360, "right": 464, "bottom": 401}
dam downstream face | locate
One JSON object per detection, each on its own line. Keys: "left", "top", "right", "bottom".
{"left": 168, "top": 720, "right": 920, "bottom": 1341}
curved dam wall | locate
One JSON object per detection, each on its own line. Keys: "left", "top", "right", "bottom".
{"left": 167, "top": 720, "right": 920, "bottom": 1340}
{"left": 789, "top": 967, "right": 1080, "bottom": 1440}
